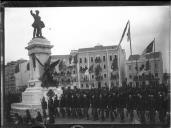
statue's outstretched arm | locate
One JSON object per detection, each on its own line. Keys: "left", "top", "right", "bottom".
{"left": 30, "top": 10, "right": 35, "bottom": 17}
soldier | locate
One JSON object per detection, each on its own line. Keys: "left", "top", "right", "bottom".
{"left": 119, "top": 92, "right": 125, "bottom": 121}
{"left": 53, "top": 95, "right": 59, "bottom": 117}
{"left": 60, "top": 94, "right": 66, "bottom": 118}
{"left": 65, "top": 93, "right": 70, "bottom": 118}
{"left": 83, "top": 93, "right": 90, "bottom": 120}
{"left": 91, "top": 93, "right": 95, "bottom": 120}
{"left": 127, "top": 94, "right": 134, "bottom": 121}
{"left": 48, "top": 97, "right": 55, "bottom": 123}
{"left": 108, "top": 93, "right": 114, "bottom": 121}
{"left": 157, "top": 92, "right": 165, "bottom": 123}
{"left": 149, "top": 94, "right": 156, "bottom": 123}
{"left": 71, "top": 93, "right": 76, "bottom": 118}
{"left": 41, "top": 96, "right": 47, "bottom": 123}
{"left": 99, "top": 93, "right": 105, "bottom": 121}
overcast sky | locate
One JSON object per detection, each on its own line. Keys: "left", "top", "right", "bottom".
{"left": 5, "top": 6, "right": 170, "bottom": 72}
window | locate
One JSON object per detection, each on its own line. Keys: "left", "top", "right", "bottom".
{"left": 103, "top": 56, "right": 106, "bottom": 61}
{"left": 110, "top": 56, "right": 112, "bottom": 61}
{"left": 104, "top": 74, "right": 107, "bottom": 78}
{"left": 129, "top": 65, "right": 132, "bottom": 70}
{"left": 92, "top": 83, "right": 94, "bottom": 87}
{"left": 85, "top": 58, "right": 87, "bottom": 63}
{"left": 104, "top": 64, "right": 106, "bottom": 69}
{"left": 73, "top": 70, "right": 75, "bottom": 74}
{"left": 155, "top": 63, "right": 158, "bottom": 69}
{"left": 92, "top": 75, "right": 94, "bottom": 79}
{"left": 129, "top": 75, "right": 132, "bottom": 79}
{"left": 81, "top": 84, "right": 83, "bottom": 88}
{"left": 86, "top": 84, "right": 89, "bottom": 88}
{"left": 105, "top": 82, "right": 107, "bottom": 86}
{"left": 155, "top": 73, "right": 158, "bottom": 77}
{"left": 27, "top": 63, "right": 30, "bottom": 71}
{"left": 80, "top": 58, "right": 82, "bottom": 63}
{"left": 91, "top": 57, "right": 93, "bottom": 62}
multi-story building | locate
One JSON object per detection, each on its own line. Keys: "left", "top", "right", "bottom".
{"left": 10, "top": 45, "right": 126, "bottom": 90}
{"left": 126, "top": 52, "right": 163, "bottom": 86}
{"left": 51, "top": 54, "right": 78, "bottom": 88}
{"left": 76, "top": 44, "right": 126, "bottom": 89}
{"left": 51, "top": 44, "right": 126, "bottom": 89}
{"left": 5, "top": 59, "right": 27, "bottom": 94}
{"left": 14, "top": 60, "right": 30, "bottom": 91}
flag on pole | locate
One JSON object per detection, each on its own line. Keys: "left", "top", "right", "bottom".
{"left": 127, "top": 24, "right": 131, "bottom": 42}
{"left": 142, "top": 39, "right": 155, "bottom": 55}
{"left": 117, "top": 20, "right": 130, "bottom": 49}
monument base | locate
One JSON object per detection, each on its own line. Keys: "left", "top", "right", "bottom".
{"left": 11, "top": 103, "right": 42, "bottom": 118}
{"left": 11, "top": 80, "right": 44, "bottom": 118}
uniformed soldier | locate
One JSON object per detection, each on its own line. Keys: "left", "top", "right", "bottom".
{"left": 99, "top": 93, "right": 105, "bottom": 121}
{"left": 83, "top": 93, "right": 90, "bottom": 120}
{"left": 53, "top": 95, "right": 59, "bottom": 117}
{"left": 118, "top": 92, "right": 125, "bottom": 121}
{"left": 148, "top": 94, "right": 156, "bottom": 123}
{"left": 71, "top": 93, "right": 77, "bottom": 118}
{"left": 127, "top": 94, "right": 134, "bottom": 121}
{"left": 48, "top": 97, "right": 55, "bottom": 123}
{"left": 108, "top": 93, "right": 114, "bottom": 121}
{"left": 60, "top": 94, "right": 66, "bottom": 118}
{"left": 41, "top": 96, "right": 47, "bottom": 123}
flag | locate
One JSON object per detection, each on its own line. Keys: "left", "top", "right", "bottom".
{"left": 117, "top": 20, "right": 130, "bottom": 48}
{"left": 142, "top": 39, "right": 154, "bottom": 55}
{"left": 127, "top": 25, "right": 131, "bottom": 42}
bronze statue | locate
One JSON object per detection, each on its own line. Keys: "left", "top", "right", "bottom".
{"left": 30, "top": 10, "right": 45, "bottom": 39}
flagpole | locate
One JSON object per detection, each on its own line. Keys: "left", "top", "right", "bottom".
{"left": 116, "top": 20, "right": 130, "bottom": 87}
{"left": 153, "top": 38, "right": 156, "bottom": 85}
{"left": 129, "top": 23, "right": 133, "bottom": 56}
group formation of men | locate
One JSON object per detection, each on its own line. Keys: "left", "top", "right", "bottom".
{"left": 41, "top": 84, "right": 170, "bottom": 124}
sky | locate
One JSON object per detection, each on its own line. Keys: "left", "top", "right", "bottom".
{"left": 5, "top": 6, "right": 170, "bottom": 72}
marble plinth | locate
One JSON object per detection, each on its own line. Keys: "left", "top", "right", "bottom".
{"left": 11, "top": 80, "right": 44, "bottom": 118}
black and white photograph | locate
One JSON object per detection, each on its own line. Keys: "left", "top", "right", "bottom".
{"left": 1, "top": 1, "right": 170, "bottom": 128}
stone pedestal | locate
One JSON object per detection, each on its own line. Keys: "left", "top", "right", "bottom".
{"left": 11, "top": 38, "right": 53, "bottom": 117}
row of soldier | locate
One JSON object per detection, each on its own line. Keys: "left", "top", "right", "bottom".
{"left": 41, "top": 84, "right": 169, "bottom": 124}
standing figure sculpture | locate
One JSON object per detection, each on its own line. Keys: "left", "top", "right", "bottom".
{"left": 30, "top": 10, "right": 45, "bottom": 39}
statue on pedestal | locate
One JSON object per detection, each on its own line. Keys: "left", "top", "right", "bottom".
{"left": 30, "top": 10, "right": 45, "bottom": 39}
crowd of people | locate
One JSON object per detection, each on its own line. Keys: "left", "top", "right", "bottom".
{"left": 38, "top": 83, "right": 170, "bottom": 125}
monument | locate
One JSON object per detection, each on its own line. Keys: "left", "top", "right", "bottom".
{"left": 11, "top": 10, "right": 53, "bottom": 117}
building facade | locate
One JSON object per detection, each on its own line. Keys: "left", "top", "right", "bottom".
{"left": 5, "top": 59, "right": 27, "bottom": 94}
{"left": 126, "top": 52, "right": 163, "bottom": 86}
{"left": 14, "top": 60, "right": 30, "bottom": 90}
{"left": 76, "top": 44, "right": 126, "bottom": 89}
{"left": 8, "top": 45, "right": 126, "bottom": 91}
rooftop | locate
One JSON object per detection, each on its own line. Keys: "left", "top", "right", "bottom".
{"left": 145, "top": 52, "right": 160, "bottom": 59}
{"left": 78, "top": 45, "right": 118, "bottom": 52}
{"left": 51, "top": 55, "right": 70, "bottom": 60}
{"left": 128, "top": 52, "right": 161, "bottom": 61}
{"left": 128, "top": 54, "right": 140, "bottom": 61}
